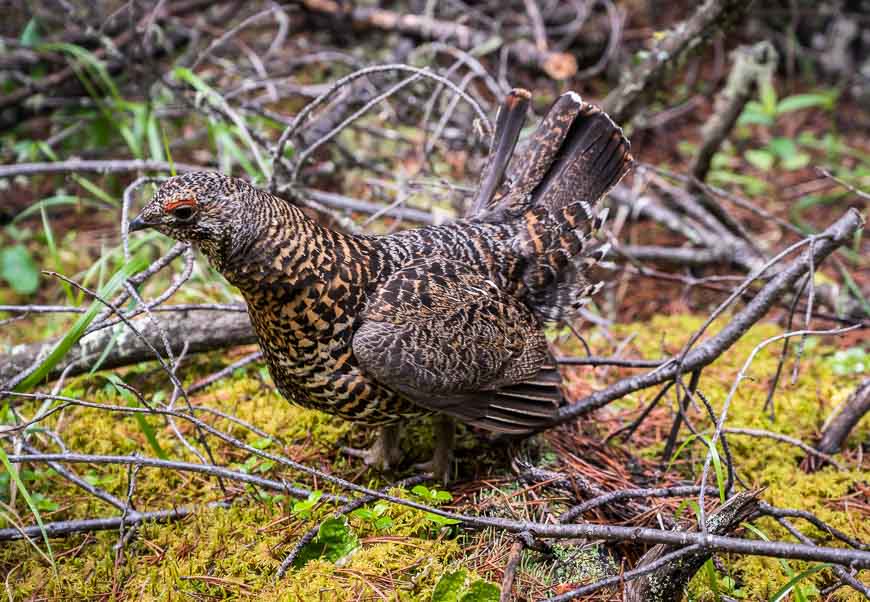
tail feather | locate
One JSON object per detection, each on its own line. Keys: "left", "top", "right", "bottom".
{"left": 469, "top": 89, "right": 530, "bottom": 216}
{"left": 504, "top": 92, "right": 585, "bottom": 201}
{"left": 470, "top": 91, "right": 632, "bottom": 322}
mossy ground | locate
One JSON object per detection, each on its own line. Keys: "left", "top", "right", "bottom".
{"left": 606, "top": 314, "right": 868, "bottom": 601}
{"left": 1, "top": 313, "right": 867, "bottom": 600}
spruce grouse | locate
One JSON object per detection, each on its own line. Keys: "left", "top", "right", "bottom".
{"left": 130, "top": 89, "right": 633, "bottom": 480}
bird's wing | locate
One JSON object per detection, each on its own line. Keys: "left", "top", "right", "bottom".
{"left": 352, "top": 258, "right": 560, "bottom": 433}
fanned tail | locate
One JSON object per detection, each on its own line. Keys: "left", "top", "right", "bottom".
{"left": 471, "top": 90, "right": 634, "bottom": 323}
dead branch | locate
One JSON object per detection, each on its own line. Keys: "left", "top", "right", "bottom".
{"left": 0, "top": 158, "right": 203, "bottom": 180}
{"left": 0, "top": 451, "right": 346, "bottom": 543}
{"left": 725, "top": 427, "right": 847, "bottom": 470}
{"left": 603, "top": 0, "right": 753, "bottom": 125}
{"left": 689, "top": 41, "right": 777, "bottom": 183}
{"left": 6, "top": 446, "right": 869, "bottom": 570}
{"left": 623, "top": 491, "right": 762, "bottom": 602}
{"left": 298, "top": 0, "right": 579, "bottom": 80}
{"left": 816, "top": 378, "right": 870, "bottom": 456}
{"left": 0, "top": 310, "right": 255, "bottom": 387}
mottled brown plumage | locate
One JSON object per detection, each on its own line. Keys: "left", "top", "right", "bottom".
{"left": 130, "top": 90, "right": 633, "bottom": 477}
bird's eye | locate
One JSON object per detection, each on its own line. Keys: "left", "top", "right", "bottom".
{"left": 172, "top": 205, "right": 196, "bottom": 222}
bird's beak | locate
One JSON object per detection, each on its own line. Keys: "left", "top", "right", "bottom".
{"left": 128, "top": 215, "right": 152, "bottom": 232}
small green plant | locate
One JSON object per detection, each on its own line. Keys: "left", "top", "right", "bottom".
{"left": 738, "top": 83, "right": 837, "bottom": 174}
{"left": 412, "top": 484, "right": 461, "bottom": 527}
{"left": 738, "top": 81, "right": 837, "bottom": 128}
{"left": 825, "top": 346, "right": 867, "bottom": 375}
{"left": 351, "top": 501, "right": 394, "bottom": 532}
{"left": 290, "top": 490, "right": 323, "bottom": 519}
{"left": 0, "top": 242, "right": 39, "bottom": 295}
{"left": 292, "top": 516, "right": 359, "bottom": 568}
{"left": 431, "top": 569, "right": 499, "bottom": 602}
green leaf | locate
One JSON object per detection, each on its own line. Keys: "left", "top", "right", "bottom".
{"left": 709, "top": 170, "right": 769, "bottom": 196}
{"left": 412, "top": 485, "right": 430, "bottom": 497}
{"left": 759, "top": 77, "right": 778, "bottom": 117}
{"left": 780, "top": 152, "right": 811, "bottom": 171}
{"left": 826, "top": 347, "right": 867, "bottom": 375}
{"left": 291, "top": 490, "right": 323, "bottom": 518}
{"left": 744, "top": 149, "right": 775, "bottom": 171}
{"left": 432, "top": 570, "right": 467, "bottom": 602}
{"left": 15, "top": 256, "right": 146, "bottom": 391}
{"left": 19, "top": 18, "right": 41, "bottom": 47}
{"left": 426, "top": 511, "right": 461, "bottom": 526}
{"left": 460, "top": 580, "right": 500, "bottom": 602}
{"left": 293, "top": 517, "right": 359, "bottom": 567}
{"left": 699, "top": 435, "right": 727, "bottom": 503}
{"left": 250, "top": 436, "right": 273, "bottom": 450}
{"left": 704, "top": 558, "right": 720, "bottom": 599}
{"left": 432, "top": 570, "right": 499, "bottom": 602}
{"left": 767, "top": 137, "right": 798, "bottom": 161}
{"left": 0, "top": 245, "right": 40, "bottom": 295}
{"left": 776, "top": 93, "right": 836, "bottom": 114}
{"left": 737, "top": 102, "right": 775, "bottom": 126}
{"left": 32, "top": 492, "right": 59, "bottom": 512}
{"left": 351, "top": 508, "right": 375, "bottom": 521}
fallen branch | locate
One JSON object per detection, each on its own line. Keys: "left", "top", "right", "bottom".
{"left": 624, "top": 490, "right": 761, "bottom": 601}
{"left": 0, "top": 310, "right": 255, "bottom": 386}
{"left": 689, "top": 41, "right": 777, "bottom": 183}
{"left": 0, "top": 158, "right": 203, "bottom": 180}
{"left": 6, "top": 396, "right": 869, "bottom": 569}
{"left": 602, "top": 0, "right": 753, "bottom": 124}
{"left": 299, "top": 0, "right": 579, "bottom": 80}
{"left": 816, "top": 378, "right": 870, "bottom": 456}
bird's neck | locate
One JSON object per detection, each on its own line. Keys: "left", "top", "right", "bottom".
{"left": 210, "top": 198, "right": 361, "bottom": 295}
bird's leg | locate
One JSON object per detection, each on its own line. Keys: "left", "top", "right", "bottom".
{"left": 342, "top": 424, "right": 402, "bottom": 471}
{"left": 414, "top": 414, "right": 455, "bottom": 484}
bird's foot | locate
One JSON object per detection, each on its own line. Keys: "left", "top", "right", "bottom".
{"left": 342, "top": 424, "right": 402, "bottom": 471}
{"left": 413, "top": 415, "right": 454, "bottom": 484}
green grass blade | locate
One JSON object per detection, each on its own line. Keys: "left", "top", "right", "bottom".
{"left": 704, "top": 558, "right": 720, "bottom": 600}
{"left": 768, "top": 563, "right": 830, "bottom": 602}
{"left": 14, "top": 256, "right": 147, "bottom": 392}
{"left": 159, "top": 119, "right": 176, "bottom": 176}
{"left": 11, "top": 195, "right": 83, "bottom": 223}
{"left": 0, "top": 447, "right": 56, "bottom": 571}
{"left": 665, "top": 433, "right": 699, "bottom": 473}
{"left": 39, "top": 204, "right": 73, "bottom": 304}
{"left": 699, "top": 435, "right": 727, "bottom": 502}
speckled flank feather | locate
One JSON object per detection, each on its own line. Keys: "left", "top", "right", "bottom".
{"left": 133, "top": 91, "right": 632, "bottom": 432}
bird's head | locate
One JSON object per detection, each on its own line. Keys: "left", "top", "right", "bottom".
{"left": 130, "top": 171, "right": 257, "bottom": 262}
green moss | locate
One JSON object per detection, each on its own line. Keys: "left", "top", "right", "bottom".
{"left": 0, "top": 361, "right": 472, "bottom": 600}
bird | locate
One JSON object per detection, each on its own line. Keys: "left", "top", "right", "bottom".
{"left": 129, "top": 89, "right": 633, "bottom": 481}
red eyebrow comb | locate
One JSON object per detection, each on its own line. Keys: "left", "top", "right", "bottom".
{"left": 163, "top": 198, "right": 197, "bottom": 212}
